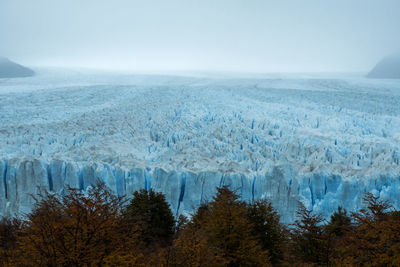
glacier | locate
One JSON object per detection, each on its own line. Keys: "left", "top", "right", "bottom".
{"left": 1, "top": 69, "right": 400, "bottom": 223}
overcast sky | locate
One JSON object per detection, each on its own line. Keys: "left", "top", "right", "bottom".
{"left": 1, "top": 0, "right": 399, "bottom": 72}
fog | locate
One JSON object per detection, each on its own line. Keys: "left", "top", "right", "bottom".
{"left": 1, "top": 0, "right": 399, "bottom": 73}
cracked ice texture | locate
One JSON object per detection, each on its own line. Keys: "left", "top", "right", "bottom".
{"left": 1, "top": 69, "right": 400, "bottom": 223}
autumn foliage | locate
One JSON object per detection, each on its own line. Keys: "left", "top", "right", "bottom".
{"left": 0, "top": 183, "right": 399, "bottom": 266}
{"left": 172, "top": 187, "right": 273, "bottom": 266}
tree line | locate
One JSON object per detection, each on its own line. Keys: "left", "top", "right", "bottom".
{"left": 0, "top": 182, "right": 399, "bottom": 266}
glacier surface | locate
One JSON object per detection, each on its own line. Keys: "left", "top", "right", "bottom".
{"left": 1, "top": 69, "right": 400, "bottom": 223}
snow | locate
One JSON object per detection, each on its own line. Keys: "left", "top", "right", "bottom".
{"left": 1, "top": 68, "right": 400, "bottom": 223}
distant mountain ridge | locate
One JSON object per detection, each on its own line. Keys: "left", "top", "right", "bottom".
{"left": 0, "top": 57, "right": 34, "bottom": 78}
{"left": 367, "top": 55, "right": 400, "bottom": 79}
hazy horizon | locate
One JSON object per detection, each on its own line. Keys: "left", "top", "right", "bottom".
{"left": 1, "top": 0, "right": 399, "bottom": 73}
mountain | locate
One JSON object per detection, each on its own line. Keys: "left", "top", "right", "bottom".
{"left": 367, "top": 55, "right": 400, "bottom": 79}
{"left": 0, "top": 57, "right": 34, "bottom": 78}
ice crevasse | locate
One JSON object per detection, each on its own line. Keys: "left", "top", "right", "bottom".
{"left": 1, "top": 71, "right": 400, "bottom": 223}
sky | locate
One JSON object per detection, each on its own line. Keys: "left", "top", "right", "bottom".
{"left": 0, "top": 0, "right": 399, "bottom": 73}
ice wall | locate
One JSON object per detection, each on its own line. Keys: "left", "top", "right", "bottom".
{"left": 1, "top": 158, "right": 399, "bottom": 223}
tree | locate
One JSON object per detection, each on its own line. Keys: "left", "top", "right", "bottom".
{"left": 290, "top": 204, "right": 326, "bottom": 266}
{"left": 171, "top": 202, "right": 221, "bottom": 266}
{"left": 123, "top": 189, "right": 175, "bottom": 247}
{"left": 326, "top": 206, "right": 351, "bottom": 237}
{"left": 16, "top": 182, "right": 127, "bottom": 266}
{"left": 338, "top": 193, "right": 400, "bottom": 266}
{"left": 0, "top": 217, "right": 21, "bottom": 266}
{"left": 383, "top": 210, "right": 400, "bottom": 266}
{"left": 323, "top": 206, "right": 352, "bottom": 266}
{"left": 174, "top": 214, "right": 189, "bottom": 238}
{"left": 246, "top": 199, "right": 285, "bottom": 265}
{"left": 172, "top": 223, "right": 221, "bottom": 267}
{"left": 182, "top": 186, "right": 270, "bottom": 266}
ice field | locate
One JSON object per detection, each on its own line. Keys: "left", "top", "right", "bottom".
{"left": 1, "top": 68, "right": 400, "bottom": 223}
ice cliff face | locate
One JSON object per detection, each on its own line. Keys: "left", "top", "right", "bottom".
{"left": 1, "top": 159, "right": 399, "bottom": 223}
{"left": 1, "top": 70, "right": 400, "bottom": 223}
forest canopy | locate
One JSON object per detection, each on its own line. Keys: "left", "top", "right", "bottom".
{"left": 0, "top": 182, "right": 399, "bottom": 266}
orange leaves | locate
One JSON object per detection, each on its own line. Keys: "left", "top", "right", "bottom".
{"left": 1, "top": 184, "right": 399, "bottom": 266}
{"left": 15, "top": 182, "right": 127, "bottom": 266}
{"left": 172, "top": 186, "right": 272, "bottom": 267}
